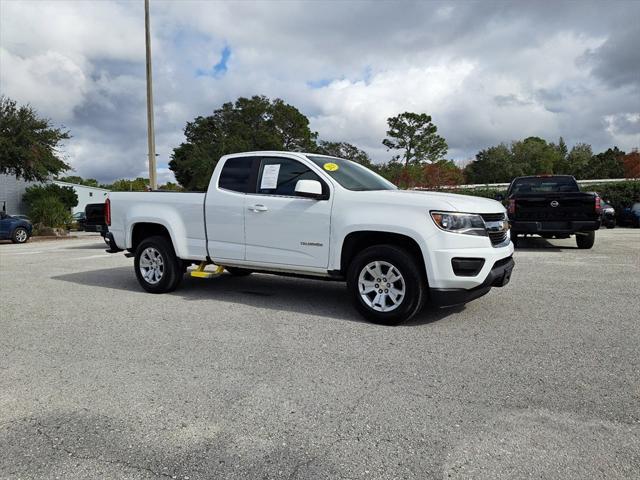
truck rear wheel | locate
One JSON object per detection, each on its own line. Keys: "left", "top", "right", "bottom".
{"left": 576, "top": 231, "right": 595, "bottom": 249}
{"left": 346, "top": 245, "right": 425, "bottom": 325}
{"left": 134, "top": 235, "right": 184, "bottom": 293}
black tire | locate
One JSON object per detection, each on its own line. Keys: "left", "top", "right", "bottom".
{"left": 11, "top": 227, "right": 29, "bottom": 244}
{"left": 134, "top": 235, "right": 184, "bottom": 293}
{"left": 346, "top": 244, "right": 425, "bottom": 325}
{"left": 226, "top": 267, "right": 253, "bottom": 276}
{"left": 576, "top": 231, "right": 595, "bottom": 249}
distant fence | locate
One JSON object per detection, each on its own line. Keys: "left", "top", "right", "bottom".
{"left": 419, "top": 178, "right": 638, "bottom": 191}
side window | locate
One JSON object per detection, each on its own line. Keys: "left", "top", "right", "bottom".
{"left": 218, "top": 157, "right": 255, "bottom": 193}
{"left": 257, "top": 157, "right": 322, "bottom": 196}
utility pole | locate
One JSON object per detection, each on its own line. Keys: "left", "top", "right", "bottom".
{"left": 144, "top": 0, "right": 157, "bottom": 190}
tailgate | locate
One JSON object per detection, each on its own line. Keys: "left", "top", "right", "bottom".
{"left": 513, "top": 193, "right": 597, "bottom": 221}
{"left": 85, "top": 204, "right": 106, "bottom": 226}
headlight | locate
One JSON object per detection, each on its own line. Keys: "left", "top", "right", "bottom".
{"left": 430, "top": 211, "right": 487, "bottom": 236}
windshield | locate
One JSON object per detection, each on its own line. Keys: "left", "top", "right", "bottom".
{"left": 306, "top": 156, "right": 396, "bottom": 191}
{"left": 510, "top": 176, "right": 579, "bottom": 194}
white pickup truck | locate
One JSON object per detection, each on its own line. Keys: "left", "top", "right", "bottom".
{"left": 106, "top": 151, "right": 514, "bottom": 324}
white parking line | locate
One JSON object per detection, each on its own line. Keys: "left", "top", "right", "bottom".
{"left": 71, "top": 254, "right": 115, "bottom": 260}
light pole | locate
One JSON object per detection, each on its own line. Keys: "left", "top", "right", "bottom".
{"left": 144, "top": 0, "right": 157, "bottom": 190}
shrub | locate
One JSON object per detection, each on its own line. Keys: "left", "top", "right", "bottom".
{"left": 23, "top": 184, "right": 78, "bottom": 210}
{"left": 27, "top": 195, "right": 72, "bottom": 229}
{"left": 588, "top": 181, "right": 640, "bottom": 212}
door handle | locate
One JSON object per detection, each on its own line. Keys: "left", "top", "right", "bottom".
{"left": 248, "top": 204, "right": 268, "bottom": 212}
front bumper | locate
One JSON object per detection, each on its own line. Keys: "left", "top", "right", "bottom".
{"left": 511, "top": 219, "right": 600, "bottom": 234}
{"left": 429, "top": 256, "right": 515, "bottom": 307}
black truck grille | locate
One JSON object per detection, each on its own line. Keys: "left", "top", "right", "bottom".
{"left": 480, "top": 213, "right": 509, "bottom": 247}
{"left": 488, "top": 231, "right": 508, "bottom": 246}
{"left": 480, "top": 212, "right": 506, "bottom": 222}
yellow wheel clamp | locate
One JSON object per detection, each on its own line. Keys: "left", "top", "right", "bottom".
{"left": 190, "top": 261, "right": 225, "bottom": 278}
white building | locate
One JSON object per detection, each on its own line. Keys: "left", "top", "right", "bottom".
{"left": 0, "top": 174, "right": 110, "bottom": 215}
{"left": 52, "top": 181, "right": 110, "bottom": 214}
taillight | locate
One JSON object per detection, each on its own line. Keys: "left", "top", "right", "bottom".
{"left": 508, "top": 199, "right": 516, "bottom": 215}
{"left": 595, "top": 196, "right": 601, "bottom": 214}
{"left": 105, "top": 198, "right": 111, "bottom": 226}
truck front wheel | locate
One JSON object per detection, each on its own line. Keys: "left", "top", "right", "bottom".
{"left": 346, "top": 245, "right": 426, "bottom": 325}
{"left": 134, "top": 235, "right": 184, "bottom": 293}
{"left": 576, "top": 231, "right": 595, "bottom": 249}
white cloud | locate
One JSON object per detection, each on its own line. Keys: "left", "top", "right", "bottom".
{"left": 1, "top": 0, "right": 638, "bottom": 182}
{"left": 0, "top": 49, "right": 87, "bottom": 120}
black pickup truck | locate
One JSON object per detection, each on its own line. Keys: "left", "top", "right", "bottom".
{"left": 505, "top": 175, "right": 601, "bottom": 249}
{"left": 84, "top": 203, "right": 110, "bottom": 244}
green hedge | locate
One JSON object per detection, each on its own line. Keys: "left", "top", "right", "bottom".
{"left": 584, "top": 181, "right": 640, "bottom": 213}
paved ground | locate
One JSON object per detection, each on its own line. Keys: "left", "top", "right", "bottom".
{"left": 1, "top": 229, "right": 639, "bottom": 479}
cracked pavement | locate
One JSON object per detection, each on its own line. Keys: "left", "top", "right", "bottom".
{"left": 1, "top": 229, "right": 639, "bottom": 479}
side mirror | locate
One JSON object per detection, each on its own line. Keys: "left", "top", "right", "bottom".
{"left": 295, "top": 179, "right": 324, "bottom": 199}
{"left": 495, "top": 193, "right": 504, "bottom": 201}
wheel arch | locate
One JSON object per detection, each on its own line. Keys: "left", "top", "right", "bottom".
{"left": 339, "top": 230, "right": 427, "bottom": 279}
{"left": 130, "top": 222, "right": 175, "bottom": 253}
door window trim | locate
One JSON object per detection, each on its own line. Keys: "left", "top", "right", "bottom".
{"left": 248, "top": 156, "right": 330, "bottom": 200}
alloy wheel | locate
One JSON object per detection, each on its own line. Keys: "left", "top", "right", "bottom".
{"left": 139, "top": 247, "right": 165, "bottom": 284}
{"left": 358, "top": 260, "right": 406, "bottom": 312}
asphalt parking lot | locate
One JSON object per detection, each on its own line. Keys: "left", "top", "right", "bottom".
{"left": 1, "top": 229, "right": 639, "bottom": 479}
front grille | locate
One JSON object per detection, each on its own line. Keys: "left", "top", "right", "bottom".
{"left": 488, "top": 231, "right": 508, "bottom": 246}
{"left": 480, "top": 213, "right": 509, "bottom": 246}
{"left": 480, "top": 212, "right": 506, "bottom": 222}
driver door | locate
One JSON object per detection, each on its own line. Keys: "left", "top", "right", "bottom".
{"left": 244, "top": 157, "right": 333, "bottom": 268}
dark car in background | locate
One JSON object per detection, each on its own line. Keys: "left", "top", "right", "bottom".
{"left": 506, "top": 175, "right": 601, "bottom": 249}
{"left": 600, "top": 200, "right": 616, "bottom": 229}
{"left": 618, "top": 202, "right": 640, "bottom": 228}
{"left": 72, "top": 211, "right": 86, "bottom": 231}
{"left": 0, "top": 212, "right": 33, "bottom": 243}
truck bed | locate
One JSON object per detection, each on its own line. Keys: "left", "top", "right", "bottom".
{"left": 108, "top": 191, "right": 208, "bottom": 259}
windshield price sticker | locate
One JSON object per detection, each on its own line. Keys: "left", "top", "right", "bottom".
{"left": 261, "top": 164, "right": 281, "bottom": 189}
{"left": 323, "top": 162, "right": 339, "bottom": 172}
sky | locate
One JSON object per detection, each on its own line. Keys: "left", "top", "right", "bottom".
{"left": 1, "top": 0, "right": 639, "bottom": 184}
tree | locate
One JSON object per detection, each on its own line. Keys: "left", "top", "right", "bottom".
{"left": 551, "top": 137, "right": 570, "bottom": 173}
{"left": 58, "top": 175, "right": 99, "bottom": 187}
{"left": 0, "top": 96, "right": 71, "bottom": 181}
{"left": 158, "top": 181, "right": 182, "bottom": 191}
{"left": 565, "top": 143, "right": 593, "bottom": 179}
{"left": 170, "top": 96, "right": 318, "bottom": 190}
{"left": 464, "top": 144, "right": 514, "bottom": 184}
{"left": 511, "top": 137, "right": 562, "bottom": 176}
{"left": 315, "top": 141, "right": 374, "bottom": 167}
{"left": 622, "top": 150, "right": 640, "bottom": 178}
{"left": 582, "top": 147, "right": 625, "bottom": 179}
{"left": 421, "top": 160, "right": 465, "bottom": 188}
{"left": 105, "top": 177, "right": 150, "bottom": 192}
{"left": 382, "top": 112, "right": 448, "bottom": 167}
{"left": 23, "top": 184, "right": 78, "bottom": 211}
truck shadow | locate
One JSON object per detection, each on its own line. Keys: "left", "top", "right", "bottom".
{"left": 63, "top": 242, "right": 108, "bottom": 250}
{"left": 514, "top": 236, "right": 579, "bottom": 251}
{"left": 52, "top": 266, "right": 463, "bottom": 327}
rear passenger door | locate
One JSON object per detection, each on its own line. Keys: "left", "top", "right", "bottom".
{"left": 205, "top": 156, "right": 258, "bottom": 261}
{"left": 244, "top": 156, "right": 333, "bottom": 268}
